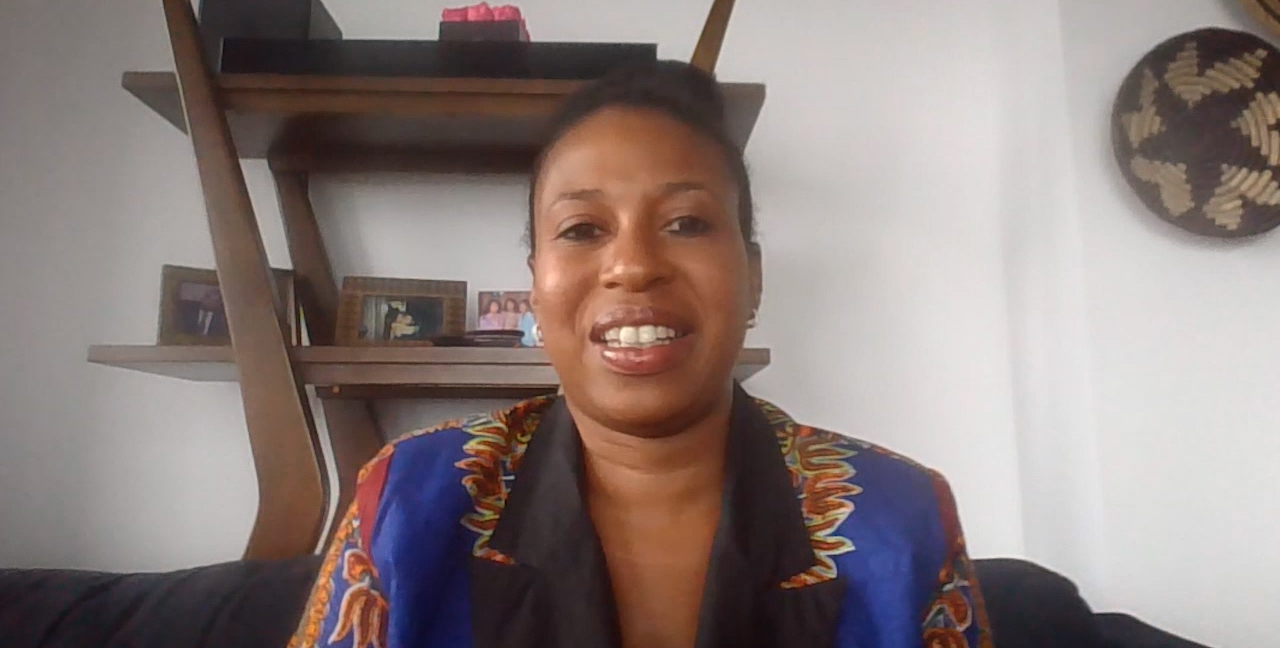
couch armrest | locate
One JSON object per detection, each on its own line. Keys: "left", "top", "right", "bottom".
{"left": 0, "top": 556, "right": 320, "bottom": 648}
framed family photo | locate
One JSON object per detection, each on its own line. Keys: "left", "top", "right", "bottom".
{"left": 335, "top": 277, "right": 467, "bottom": 346}
{"left": 157, "top": 265, "right": 296, "bottom": 346}
{"left": 477, "top": 290, "right": 540, "bottom": 347}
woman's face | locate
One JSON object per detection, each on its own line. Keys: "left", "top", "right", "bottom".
{"left": 530, "top": 107, "right": 760, "bottom": 437}
{"left": 505, "top": 299, "right": 518, "bottom": 312}
{"left": 487, "top": 300, "right": 501, "bottom": 314}
{"left": 519, "top": 301, "right": 531, "bottom": 314}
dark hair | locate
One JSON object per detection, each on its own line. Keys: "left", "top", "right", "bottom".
{"left": 527, "top": 60, "right": 756, "bottom": 252}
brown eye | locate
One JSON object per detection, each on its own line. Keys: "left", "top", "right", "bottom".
{"left": 663, "top": 216, "right": 712, "bottom": 237}
{"left": 556, "top": 222, "right": 605, "bottom": 241}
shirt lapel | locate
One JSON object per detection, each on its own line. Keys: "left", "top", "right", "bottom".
{"left": 694, "top": 385, "right": 847, "bottom": 648}
{"left": 469, "top": 389, "right": 846, "bottom": 648}
{"left": 472, "top": 398, "right": 621, "bottom": 648}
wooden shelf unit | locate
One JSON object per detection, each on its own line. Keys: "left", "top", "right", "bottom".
{"left": 103, "top": 0, "right": 754, "bottom": 559}
{"left": 122, "top": 72, "right": 765, "bottom": 173}
{"left": 88, "top": 345, "right": 772, "bottom": 400}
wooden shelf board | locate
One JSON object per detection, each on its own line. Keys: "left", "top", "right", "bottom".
{"left": 88, "top": 345, "right": 771, "bottom": 398}
{"left": 122, "top": 72, "right": 766, "bottom": 173}
{"left": 89, "top": 345, "right": 241, "bottom": 381}
{"left": 319, "top": 384, "right": 558, "bottom": 401}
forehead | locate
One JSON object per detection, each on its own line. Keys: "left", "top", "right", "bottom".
{"left": 535, "top": 106, "right": 734, "bottom": 199}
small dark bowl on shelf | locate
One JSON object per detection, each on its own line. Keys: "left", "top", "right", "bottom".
{"left": 433, "top": 330, "right": 525, "bottom": 348}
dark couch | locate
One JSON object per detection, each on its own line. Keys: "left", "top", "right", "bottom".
{"left": 0, "top": 557, "right": 1210, "bottom": 648}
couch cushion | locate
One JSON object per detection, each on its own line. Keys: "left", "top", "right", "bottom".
{"left": 1, "top": 556, "right": 1215, "bottom": 648}
{"left": 975, "top": 558, "right": 1108, "bottom": 648}
{"left": 0, "top": 556, "right": 320, "bottom": 648}
{"left": 1095, "top": 613, "right": 1212, "bottom": 648}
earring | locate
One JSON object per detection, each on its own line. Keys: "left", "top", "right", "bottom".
{"left": 747, "top": 310, "right": 758, "bottom": 329}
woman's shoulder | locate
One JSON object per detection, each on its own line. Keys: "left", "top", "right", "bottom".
{"left": 754, "top": 397, "right": 955, "bottom": 517}
{"left": 756, "top": 398, "right": 969, "bottom": 596}
{"left": 757, "top": 397, "right": 939, "bottom": 466}
{"left": 380, "top": 394, "right": 555, "bottom": 458}
{"left": 352, "top": 396, "right": 559, "bottom": 508}
{"left": 757, "top": 400, "right": 985, "bottom": 645}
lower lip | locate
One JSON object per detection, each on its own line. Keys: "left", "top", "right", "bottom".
{"left": 596, "top": 335, "right": 695, "bottom": 376}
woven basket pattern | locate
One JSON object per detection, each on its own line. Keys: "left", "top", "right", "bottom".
{"left": 1112, "top": 28, "right": 1280, "bottom": 237}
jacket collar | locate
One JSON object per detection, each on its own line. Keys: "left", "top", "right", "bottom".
{"left": 475, "top": 385, "right": 844, "bottom": 648}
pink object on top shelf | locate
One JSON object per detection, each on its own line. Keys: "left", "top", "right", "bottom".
{"left": 492, "top": 5, "right": 522, "bottom": 21}
{"left": 441, "top": 2, "right": 529, "bottom": 40}
{"left": 443, "top": 3, "right": 525, "bottom": 22}
{"left": 441, "top": 7, "right": 468, "bottom": 22}
{"left": 465, "top": 2, "right": 494, "bottom": 21}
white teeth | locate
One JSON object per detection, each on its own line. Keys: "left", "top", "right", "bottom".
{"left": 601, "top": 324, "right": 681, "bottom": 348}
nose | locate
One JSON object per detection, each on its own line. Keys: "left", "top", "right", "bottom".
{"left": 599, "top": 221, "right": 673, "bottom": 292}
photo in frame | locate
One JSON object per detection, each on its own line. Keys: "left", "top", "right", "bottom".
{"left": 336, "top": 277, "right": 467, "bottom": 346}
{"left": 157, "top": 264, "right": 297, "bottom": 346}
{"left": 476, "top": 290, "right": 540, "bottom": 347}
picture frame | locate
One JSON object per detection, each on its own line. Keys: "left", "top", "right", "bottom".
{"left": 335, "top": 276, "right": 467, "bottom": 346}
{"left": 476, "top": 290, "right": 541, "bottom": 347}
{"left": 157, "top": 264, "right": 297, "bottom": 346}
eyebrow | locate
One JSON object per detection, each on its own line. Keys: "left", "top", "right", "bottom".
{"left": 660, "top": 181, "right": 711, "bottom": 196}
{"left": 549, "top": 182, "right": 712, "bottom": 206}
{"left": 550, "top": 188, "right": 605, "bottom": 205}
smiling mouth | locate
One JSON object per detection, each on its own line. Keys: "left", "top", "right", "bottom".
{"left": 591, "top": 313, "right": 695, "bottom": 376}
{"left": 588, "top": 306, "right": 695, "bottom": 357}
{"left": 600, "top": 324, "right": 688, "bottom": 349}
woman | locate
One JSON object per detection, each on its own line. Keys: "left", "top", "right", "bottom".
{"left": 291, "top": 61, "right": 991, "bottom": 648}
{"left": 503, "top": 296, "right": 522, "bottom": 330}
{"left": 478, "top": 298, "right": 505, "bottom": 330}
{"left": 518, "top": 298, "right": 538, "bottom": 347}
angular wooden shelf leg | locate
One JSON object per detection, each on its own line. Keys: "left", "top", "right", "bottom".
{"left": 692, "top": 0, "right": 737, "bottom": 74}
{"left": 274, "top": 169, "right": 385, "bottom": 541}
{"left": 162, "top": 0, "right": 328, "bottom": 559}
{"left": 315, "top": 399, "right": 384, "bottom": 539}
{"left": 272, "top": 172, "right": 340, "bottom": 345}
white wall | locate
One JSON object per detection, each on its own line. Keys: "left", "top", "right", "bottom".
{"left": 1058, "top": 2, "right": 1280, "bottom": 646}
{"left": 1, "top": 0, "right": 260, "bottom": 570}
{"left": 0, "top": 0, "right": 1029, "bottom": 571}
{"left": 990, "top": 0, "right": 1111, "bottom": 605}
{"left": 1, "top": 0, "right": 1273, "bottom": 644}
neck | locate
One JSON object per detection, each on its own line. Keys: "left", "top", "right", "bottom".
{"left": 574, "top": 401, "right": 732, "bottom": 512}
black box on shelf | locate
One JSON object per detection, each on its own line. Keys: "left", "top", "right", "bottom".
{"left": 218, "top": 39, "right": 657, "bottom": 80}
{"left": 439, "top": 20, "right": 527, "bottom": 42}
{"left": 197, "top": 0, "right": 342, "bottom": 62}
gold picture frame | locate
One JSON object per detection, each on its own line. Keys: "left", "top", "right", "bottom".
{"left": 157, "top": 264, "right": 297, "bottom": 346}
{"left": 335, "top": 276, "right": 467, "bottom": 346}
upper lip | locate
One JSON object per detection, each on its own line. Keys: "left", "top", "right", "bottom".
{"left": 588, "top": 305, "right": 693, "bottom": 343}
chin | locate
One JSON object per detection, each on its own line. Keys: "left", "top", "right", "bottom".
{"left": 568, "top": 373, "right": 729, "bottom": 438}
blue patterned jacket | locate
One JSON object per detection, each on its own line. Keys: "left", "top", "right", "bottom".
{"left": 290, "top": 387, "right": 992, "bottom": 648}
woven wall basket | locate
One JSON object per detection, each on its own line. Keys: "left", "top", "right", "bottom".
{"left": 1112, "top": 28, "right": 1280, "bottom": 238}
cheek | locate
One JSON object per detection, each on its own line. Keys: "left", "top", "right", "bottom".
{"left": 684, "top": 247, "right": 752, "bottom": 322}
{"left": 531, "top": 254, "right": 592, "bottom": 335}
